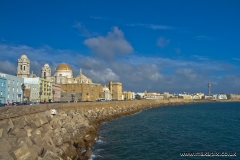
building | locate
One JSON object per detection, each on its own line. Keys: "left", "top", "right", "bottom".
{"left": 123, "top": 91, "right": 131, "bottom": 100}
{"left": 41, "top": 63, "right": 92, "bottom": 84}
{"left": 23, "top": 78, "right": 40, "bottom": 102}
{"left": 101, "top": 85, "right": 112, "bottom": 101}
{"left": 16, "top": 54, "right": 37, "bottom": 78}
{"left": 39, "top": 78, "right": 52, "bottom": 102}
{"left": 2, "top": 73, "right": 24, "bottom": 103}
{"left": 60, "top": 83, "right": 103, "bottom": 101}
{"left": 0, "top": 74, "right": 6, "bottom": 103}
{"left": 109, "top": 81, "right": 122, "bottom": 100}
{"left": 52, "top": 83, "right": 61, "bottom": 102}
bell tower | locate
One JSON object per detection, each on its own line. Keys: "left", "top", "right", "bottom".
{"left": 16, "top": 54, "right": 30, "bottom": 78}
{"left": 41, "top": 63, "right": 51, "bottom": 78}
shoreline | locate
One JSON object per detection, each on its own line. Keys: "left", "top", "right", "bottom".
{"left": 0, "top": 99, "right": 239, "bottom": 159}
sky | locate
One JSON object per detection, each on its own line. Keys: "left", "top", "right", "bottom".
{"left": 0, "top": 0, "right": 240, "bottom": 94}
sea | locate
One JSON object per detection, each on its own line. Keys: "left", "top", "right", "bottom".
{"left": 91, "top": 102, "right": 240, "bottom": 160}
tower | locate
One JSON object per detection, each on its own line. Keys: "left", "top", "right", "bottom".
{"left": 41, "top": 63, "right": 51, "bottom": 78}
{"left": 207, "top": 82, "right": 211, "bottom": 95}
{"left": 16, "top": 54, "right": 30, "bottom": 78}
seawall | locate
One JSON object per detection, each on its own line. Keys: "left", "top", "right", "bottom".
{"left": 0, "top": 99, "right": 193, "bottom": 160}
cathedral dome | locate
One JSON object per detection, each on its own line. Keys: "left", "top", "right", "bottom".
{"left": 56, "top": 63, "right": 71, "bottom": 71}
{"left": 20, "top": 54, "right": 28, "bottom": 59}
{"left": 44, "top": 63, "right": 50, "bottom": 67}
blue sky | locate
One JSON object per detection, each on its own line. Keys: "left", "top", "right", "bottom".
{"left": 1, "top": 0, "right": 240, "bottom": 94}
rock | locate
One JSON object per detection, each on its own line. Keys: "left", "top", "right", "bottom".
{"left": 50, "top": 119, "right": 61, "bottom": 129}
{"left": 8, "top": 118, "right": 14, "bottom": 129}
{"left": 29, "top": 147, "right": 38, "bottom": 160}
{"left": 31, "top": 135, "right": 43, "bottom": 146}
{"left": 63, "top": 133, "right": 72, "bottom": 143}
{"left": 7, "top": 137, "right": 18, "bottom": 146}
{"left": 30, "top": 119, "right": 42, "bottom": 129}
{"left": 52, "top": 135, "right": 63, "bottom": 146}
{"left": 39, "top": 117, "right": 48, "bottom": 125}
{"left": 17, "top": 137, "right": 33, "bottom": 148}
{"left": 32, "top": 144, "right": 43, "bottom": 156}
{"left": 0, "top": 127, "right": 8, "bottom": 139}
{"left": 0, "top": 123, "right": 12, "bottom": 133}
{"left": 13, "top": 118, "right": 27, "bottom": 129}
{"left": 84, "top": 135, "right": 92, "bottom": 142}
{"left": 31, "top": 129, "right": 42, "bottom": 137}
{"left": 63, "top": 122, "right": 74, "bottom": 133}
{"left": 0, "top": 152, "right": 14, "bottom": 160}
{"left": 42, "top": 150, "right": 63, "bottom": 160}
{"left": 10, "top": 143, "right": 32, "bottom": 160}
{"left": 41, "top": 124, "right": 52, "bottom": 133}
{"left": 0, "top": 138, "right": 12, "bottom": 152}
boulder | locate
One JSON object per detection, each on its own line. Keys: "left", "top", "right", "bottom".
{"left": 42, "top": 150, "right": 63, "bottom": 160}
{"left": 52, "top": 135, "right": 63, "bottom": 146}
{"left": 0, "top": 138, "right": 12, "bottom": 152}
{"left": 63, "top": 133, "right": 72, "bottom": 143}
{"left": 17, "top": 137, "right": 33, "bottom": 148}
{"left": 13, "top": 118, "right": 27, "bottom": 129}
{"left": 31, "top": 129, "right": 42, "bottom": 137}
{"left": 31, "top": 135, "right": 43, "bottom": 146}
{"left": 0, "top": 152, "right": 14, "bottom": 160}
{"left": 30, "top": 119, "right": 42, "bottom": 129}
{"left": 10, "top": 143, "right": 32, "bottom": 160}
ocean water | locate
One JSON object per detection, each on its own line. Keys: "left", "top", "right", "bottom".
{"left": 91, "top": 102, "right": 240, "bottom": 160}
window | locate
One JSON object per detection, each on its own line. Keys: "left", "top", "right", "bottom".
{"left": 24, "top": 66, "right": 25, "bottom": 70}
{"left": 8, "top": 86, "right": 10, "bottom": 91}
{"left": 7, "top": 94, "right": 9, "bottom": 98}
{"left": 13, "top": 88, "right": 14, "bottom": 92}
{"left": 20, "top": 65, "right": 22, "bottom": 70}
{"left": 0, "top": 91, "right": 2, "bottom": 95}
{"left": 13, "top": 80, "right": 14, "bottom": 84}
{"left": 17, "top": 88, "right": 18, "bottom": 92}
{"left": 1, "top": 82, "right": 3, "bottom": 86}
{"left": 17, "top": 81, "right": 18, "bottom": 85}
{"left": 8, "top": 79, "right": 10, "bottom": 84}
{"left": 13, "top": 94, "right": 14, "bottom": 99}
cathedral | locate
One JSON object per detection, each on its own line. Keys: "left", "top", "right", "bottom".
{"left": 16, "top": 54, "right": 117, "bottom": 101}
{"left": 41, "top": 63, "right": 92, "bottom": 84}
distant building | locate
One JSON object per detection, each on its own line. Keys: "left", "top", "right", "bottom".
{"left": 39, "top": 78, "right": 52, "bottom": 102}
{"left": 16, "top": 54, "right": 37, "bottom": 78}
{"left": 123, "top": 91, "right": 132, "bottom": 100}
{"left": 52, "top": 83, "right": 61, "bottom": 102}
{"left": 2, "top": 73, "right": 24, "bottom": 103}
{"left": 0, "top": 74, "right": 6, "bottom": 103}
{"left": 109, "top": 81, "right": 122, "bottom": 100}
{"left": 101, "top": 85, "right": 112, "bottom": 101}
{"left": 24, "top": 78, "right": 39, "bottom": 102}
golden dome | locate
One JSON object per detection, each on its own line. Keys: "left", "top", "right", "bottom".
{"left": 56, "top": 63, "right": 71, "bottom": 70}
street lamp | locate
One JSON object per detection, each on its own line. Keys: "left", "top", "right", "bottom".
{"left": 21, "top": 83, "right": 26, "bottom": 103}
{"left": 52, "top": 90, "right": 55, "bottom": 102}
{"left": 86, "top": 92, "right": 89, "bottom": 101}
{"left": 39, "top": 90, "right": 42, "bottom": 102}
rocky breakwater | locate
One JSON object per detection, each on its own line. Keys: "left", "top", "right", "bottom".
{"left": 0, "top": 99, "right": 192, "bottom": 160}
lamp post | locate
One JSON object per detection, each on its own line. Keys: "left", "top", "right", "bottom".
{"left": 52, "top": 90, "right": 55, "bottom": 102}
{"left": 21, "top": 83, "right": 26, "bottom": 103}
{"left": 86, "top": 92, "right": 89, "bottom": 101}
{"left": 39, "top": 90, "right": 42, "bottom": 103}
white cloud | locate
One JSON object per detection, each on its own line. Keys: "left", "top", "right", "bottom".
{"left": 157, "top": 37, "right": 170, "bottom": 48}
{"left": 84, "top": 27, "right": 133, "bottom": 60}
{"left": 1, "top": 43, "right": 240, "bottom": 94}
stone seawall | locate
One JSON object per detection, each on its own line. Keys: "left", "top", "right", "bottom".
{"left": 0, "top": 99, "right": 193, "bottom": 160}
